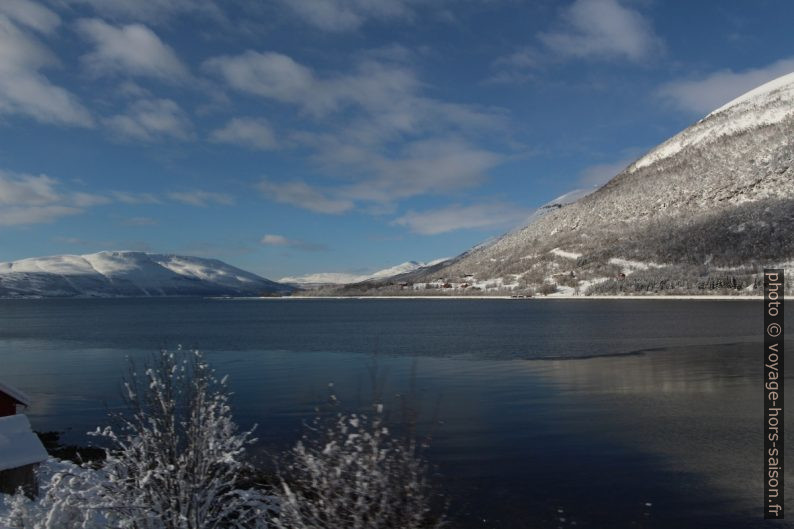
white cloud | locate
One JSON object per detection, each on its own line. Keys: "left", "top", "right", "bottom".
{"left": 538, "top": 0, "right": 662, "bottom": 62}
{"left": 123, "top": 216, "right": 158, "bottom": 226}
{"left": 208, "top": 51, "right": 508, "bottom": 214}
{"left": 104, "top": 98, "right": 192, "bottom": 141}
{"left": 204, "top": 51, "right": 318, "bottom": 108}
{"left": 0, "top": 172, "right": 64, "bottom": 207}
{"left": 578, "top": 157, "right": 634, "bottom": 186}
{"left": 69, "top": 191, "right": 112, "bottom": 207}
{"left": 657, "top": 58, "right": 794, "bottom": 115}
{"left": 261, "top": 233, "right": 328, "bottom": 251}
{"left": 258, "top": 179, "right": 354, "bottom": 214}
{"left": 493, "top": 0, "right": 662, "bottom": 81}
{"left": 205, "top": 51, "right": 504, "bottom": 127}
{"left": 0, "top": 205, "right": 82, "bottom": 226}
{"left": 76, "top": 19, "right": 189, "bottom": 81}
{"left": 62, "top": 0, "right": 222, "bottom": 24}
{"left": 261, "top": 234, "right": 290, "bottom": 246}
{"left": 110, "top": 191, "right": 162, "bottom": 204}
{"left": 0, "top": 171, "right": 101, "bottom": 226}
{"left": 0, "top": 14, "right": 93, "bottom": 126}
{"left": 210, "top": 117, "right": 279, "bottom": 150}
{"left": 392, "top": 202, "right": 530, "bottom": 235}
{"left": 276, "top": 0, "right": 413, "bottom": 31}
{"left": 0, "top": 0, "right": 60, "bottom": 33}
{"left": 256, "top": 137, "right": 503, "bottom": 216}
{"left": 298, "top": 136, "right": 504, "bottom": 203}
{"left": 167, "top": 190, "right": 234, "bottom": 207}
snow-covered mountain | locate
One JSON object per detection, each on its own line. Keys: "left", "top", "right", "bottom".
{"left": 362, "top": 72, "right": 794, "bottom": 295}
{"left": 280, "top": 259, "right": 448, "bottom": 287}
{"left": 0, "top": 251, "right": 294, "bottom": 298}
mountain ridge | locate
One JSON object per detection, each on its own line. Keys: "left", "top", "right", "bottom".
{"left": 0, "top": 251, "right": 293, "bottom": 298}
{"left": 343, "top": 71, "right": 794, "bottom": 296}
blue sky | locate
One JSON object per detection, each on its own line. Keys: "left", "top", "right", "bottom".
{"left": 1, "top": 0, "right": 793, "bottom": 279}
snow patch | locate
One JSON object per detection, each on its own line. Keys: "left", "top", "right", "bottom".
{"left": 609, "top": 258, "right": 666, "bottom": 273}
{"left": 550, "top": 248, "right": 582, "bottom": 260}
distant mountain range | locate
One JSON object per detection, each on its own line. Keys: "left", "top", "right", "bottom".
{"left": 280, "top": 259, "right": 447, "bottom": 287}
{"left": 0, "top": 251, "right": 293, "bottom": 298}
{"left": 343, "top": 72, "right": 794, "bottom": 296}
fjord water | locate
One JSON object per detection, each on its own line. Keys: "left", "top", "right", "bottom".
{"left": 0, "top": 298, "right": 790, "bottom": 528}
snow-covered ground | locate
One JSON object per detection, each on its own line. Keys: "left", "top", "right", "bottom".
{"left": 550, "top": 248, "right": 582, "bottom": 260}
{"left": 280, "top": 258, "right": 448, "bottom": 286}
{"left": 0, "top": 459, "right": 87, "bottom": 522}
{"left": 608, "top": 258, "right": 667, "bottom": 274}
{"left": 629, "top": 72, "right": 794, "bottom": 172}
{"left": 0, "top": 251, "right": 291, "bottom": 297}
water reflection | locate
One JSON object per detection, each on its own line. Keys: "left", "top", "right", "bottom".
{"left": 538, "top": 342, "right": 793, "bottom": 525}
{"left": 1, "top": 299, "right": 790, "bottom": 528}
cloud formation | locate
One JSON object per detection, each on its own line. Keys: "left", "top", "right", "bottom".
{"left": 276, "top": 0, "right": 413, "bottom": 31}
{"left": 0, "top": 0, "right": 60, "bottom": 33}
{"left": 491, "top": 0, "right": 662, "bottom": 83}
{"left": 0, "top": 7, "right": 93, "bottom": 126}
{"left": 208, "top": 51, "right": 508, "bottom": 215}
{"left": 260, "top": 233, "right": 327, "bottom": 251}
{"left": 210, "top": 117, "right": 279, "bottom": 150}
{"left": 393, "top": 202, "right": 530, "bottom": 235}
{"left": 657, "top": 58, "right": 794, "bottom": 115}
{"left": 62, "top": 0, "right": 222, "bottom": 24}
{"left": 167, "top": 190, "right": 234, "bottom": 207}
{"left": 578, "top": 157, "right": 634, "bottom": 187}
{"left": 104, "top": 98, "right": 193, "bottom": 141}
{"left": 0, "top": 171, "right": 99, "bottom": 226}
{"left": 76, "top": 19, "right": 190, "bottom": 81}
{"left": 258, "top": 179, "right": 354, "bottom": 214}
{"left": 539, "top": 0, "right": 662, "bottom": 62}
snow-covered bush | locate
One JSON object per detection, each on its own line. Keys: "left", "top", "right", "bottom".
{"left": 273, "top": 404, "right": 445, "bottom": 529}
{"left": 2, "top": 349, "right": 273, "bottom": 529}
{"left": 1, "top": 351, "right": 447, "bottom": 529}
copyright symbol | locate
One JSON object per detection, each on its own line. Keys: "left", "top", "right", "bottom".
{"left": 767, "top": 323, "right": 782, "bottom": 337}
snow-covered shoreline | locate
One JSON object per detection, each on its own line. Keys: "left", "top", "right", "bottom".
{"left": 224, "top": 295, "right": 763, "bottom": 301}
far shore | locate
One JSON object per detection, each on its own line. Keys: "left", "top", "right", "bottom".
{"left": 236, "top": 294, "right": 765, "bottom": 301}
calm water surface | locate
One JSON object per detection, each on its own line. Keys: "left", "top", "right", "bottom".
{"left": 0, "top": 298, "right": 790, "bottom": 528}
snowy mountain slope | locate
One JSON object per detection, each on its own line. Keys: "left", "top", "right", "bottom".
{"left": 280, "top": 259, "right": 448, "bottom": 287}
{"left": 368, "top": 72, "right": 794, "bottom": 295}
{"left": 0, "top": 251, "right": 293, "bottom": 298}
{"left": 630, "top": 72, "right": 794, "bottom": 172}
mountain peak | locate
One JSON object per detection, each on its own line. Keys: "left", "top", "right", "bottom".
{"left": 628, "top": 70, "right": 794, "bottom": 173}
{"left": 0, "top": 251, "right": 292, "bottom": 298}
{"left": 709, "top": 71, "right": 794, "bottom": 116}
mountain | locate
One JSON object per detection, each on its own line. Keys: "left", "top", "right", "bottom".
{"left": 0, "top": 251, "right": 294, "bottom": 298}
{"left": 361, "top": 72, "right": 794, "bottom": 296}
{"left": 280, "top": 259, "right": 447, "bottom": 288}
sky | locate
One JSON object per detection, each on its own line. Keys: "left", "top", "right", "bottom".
{"left": 1, "top": 0, "right": 793, "bottom": 279}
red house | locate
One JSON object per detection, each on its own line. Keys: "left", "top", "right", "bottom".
{"left": 0, "top": 380, "right": 31, "bottom": 417}
{"left": 0, "top": 381, "right": 46, "bottom": 497}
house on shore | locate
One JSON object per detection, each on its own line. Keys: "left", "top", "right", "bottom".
{"left": 0, "top": 381, "right": 48, "bottom": 497}
{"left": 0, "top": 380, "right": 31, "bottom": 417}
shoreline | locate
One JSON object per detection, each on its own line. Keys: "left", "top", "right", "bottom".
{"left": 235, "top": 294, "right": 764, "bottom": 301}
{"left": 0, "top": 294, "right": 766, "bottom": 301}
